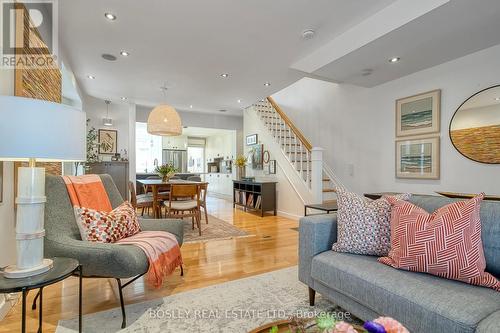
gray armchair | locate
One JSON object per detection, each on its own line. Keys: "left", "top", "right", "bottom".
{"left": 44, "top": 174, "right": 184, "bottom": 328}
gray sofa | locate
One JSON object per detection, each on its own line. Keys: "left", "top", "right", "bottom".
{"left": 44, "top": 174, "right": 184, "bottom": 328}
{"left": 299, "top": 195, "right": 500, "bottom": 333}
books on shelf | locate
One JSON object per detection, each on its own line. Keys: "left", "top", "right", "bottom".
{"left": 255, "top": 195, "right": 262, "bottom": 209}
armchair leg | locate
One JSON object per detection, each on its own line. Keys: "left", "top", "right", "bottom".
{"left": 31, "top": 290, "right": 40, "bottom": 310}
{"left": 308, "top": 287, "right": 316, "bottom": 306}
{"left": 116, "top": 279, "right": 127, "bottom": 329}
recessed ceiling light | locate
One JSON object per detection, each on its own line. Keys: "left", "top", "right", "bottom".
{"left": 219, "top": 109, "right": 227, "bottom": 113}
{"left": 121, "top": 97, "right": 127, "bottom": 101}
{"left": 495, "top": 97, "right": 500, "bottom": 101}
{"left": 189, "top": 105, "right": 193, "bottom": 108}
{"left": 389, "top": 57, "right": 401, "bottom": 63}
{"left": 120, "top": 51, "right": 130, "bottom": 57}
{"left": 104, "top": 13, "right": 116, "bottom": 21}
{"left": 237, "top": 99, "right": 242, "bottom": 103}
{"left": 264, "top": 82, "right": 271, "bottom": 87}
{"left": 87, "top": 75, "right": 95, "bottom": 79}
{"left": 302, "top": 29, "right": 315, "bottom": 40}
{"left": 220, "top": 73, "right": 229, "bottom": 78}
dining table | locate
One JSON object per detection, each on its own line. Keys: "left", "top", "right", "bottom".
{"left": 136, "top": 179, "right": 207, "bottom": 218}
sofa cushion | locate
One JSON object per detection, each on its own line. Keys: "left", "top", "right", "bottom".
{"left": 332, "top": 188, "right": 410, "bottom": 256}
{"left": 311, "top": 251, "right": 500, "bottom": 333}
{"left": 379, "top": 194, "right": 500, "bottom": 291}
{"left": 409, "top": 195, "right": 500, "bottom": 278}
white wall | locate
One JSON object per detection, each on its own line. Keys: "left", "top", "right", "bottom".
{"left": 83, "top": 94, "right": 133, "bottom": 161}
{"left": 273, "top": 44, "right": 500, "bottom": 195}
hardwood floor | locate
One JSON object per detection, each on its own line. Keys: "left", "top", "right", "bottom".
{"left": 0, "top": 197, "right": 299, "bottom": 332}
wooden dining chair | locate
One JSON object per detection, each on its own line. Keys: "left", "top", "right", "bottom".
{"left": 199, "top": 183, "right": 209, "bottom": 224}
{"left": 164, "top": 184, "right": 202, "bottom": 235}
{"left": 128, "top": 181, "right": 155, "bottom": 216}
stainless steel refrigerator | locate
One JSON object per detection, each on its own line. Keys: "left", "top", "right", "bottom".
{"left": 162, "top": 149, "right": 187, "bottom": 172}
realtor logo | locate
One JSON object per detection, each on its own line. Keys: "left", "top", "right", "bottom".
{"left": 1, "top": 0, "right": 58, "bottom": 69}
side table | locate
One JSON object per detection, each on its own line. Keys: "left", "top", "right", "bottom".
{"left": 0, "top": 257, "right": 82, "bottom": 333}
{"left": 304, "top": 202, "right": 338, "bottom": 216}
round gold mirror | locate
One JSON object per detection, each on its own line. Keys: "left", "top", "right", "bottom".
{"left": 450, "top": 85, "right": 500, "bottom": 164}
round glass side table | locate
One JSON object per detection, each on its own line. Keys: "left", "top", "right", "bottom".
{"left": 0, "top": 257, "right": 82, "bottom": 333}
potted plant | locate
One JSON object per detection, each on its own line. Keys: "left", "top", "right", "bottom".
{"left": 155, "top": 164, "right": 178, "bottom": 182}
{"left": 234, "top": 155, "right": 247, "bottom": 180}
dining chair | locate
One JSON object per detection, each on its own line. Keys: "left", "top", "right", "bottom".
{"left": 164, "top": 184, "right": 201, "bottom": 236}
{"left": 199, "top": 183, "right": 209, "bottom": 224}
{"left": 128, "top": 181, "right": 155, "bottom": 216}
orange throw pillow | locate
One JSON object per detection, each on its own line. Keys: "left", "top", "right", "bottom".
{"left": 74, "top": 202, "right": 141, "bottom": 243}
{"left": 379, "top": 194, "right": 500, "bottom": 291}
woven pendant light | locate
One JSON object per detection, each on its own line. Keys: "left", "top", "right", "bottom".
{"left": 147, "top": 86, "right": 182, "bottom": 136}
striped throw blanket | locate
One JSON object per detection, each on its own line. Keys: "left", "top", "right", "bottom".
{"left": 63, "top": 175, "right": 183, "bottom": 288}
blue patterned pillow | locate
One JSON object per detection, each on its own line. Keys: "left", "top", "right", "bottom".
{"left": 332, "top": 188, "right": 411, "bottom": 256}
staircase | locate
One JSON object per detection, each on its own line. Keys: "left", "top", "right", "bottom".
{"left": 252, "top": 97, "right": 341, "bottom": 203}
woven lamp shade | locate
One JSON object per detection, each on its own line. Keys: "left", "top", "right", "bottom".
{"left": 147, "top": 104, "right": 182, "bottom": 136}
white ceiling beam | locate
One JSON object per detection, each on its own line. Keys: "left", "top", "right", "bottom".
{"left": 290, "top": 0, "right": 450, "bottom": 73}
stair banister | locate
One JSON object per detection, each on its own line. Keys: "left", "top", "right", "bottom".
{"left": 267, "top": 97, "right": 313, "bottom": 151}
{"left": 311, "top": 147, "right": 324, "bottom": 204}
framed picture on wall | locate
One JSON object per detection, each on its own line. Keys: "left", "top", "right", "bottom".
{"left": 269, "top": 160, "right": 277, "bottom": 174}
{"left": 250, "top": 144, "right": 264, "bottom": 170}
{"left": 0, "top": 162, "right": 3, "bottom": 203}
{"left": 98, "top": 129, "right": 118, "bottom": 155}
{"left": 396, "top": 136, "right": 440, "bottom": 179}
{"left": 396, "top": 90, "right": 441, "bottom": 137}
{"left": 246, "top": 134, "right": 258, "bottom": 146}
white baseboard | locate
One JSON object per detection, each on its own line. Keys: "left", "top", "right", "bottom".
{"left": 277, "top": 210, "right": 301, "bottom": 221}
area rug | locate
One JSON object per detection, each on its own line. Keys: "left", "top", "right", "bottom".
{"left": 182, "top": 215, "right": 251, "bottom": 243}
{"left": 56, "top": 267, "right": 353, "bottom": 333}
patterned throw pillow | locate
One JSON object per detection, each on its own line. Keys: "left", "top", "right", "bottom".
{"left": 379, "top": 194, "right": 500, "bottom": 291}
{"left": 74, "top": 201, "right": 141, "bottom": 243}
{"left": 332, "top": 188, "right": 411, "bottom": 256}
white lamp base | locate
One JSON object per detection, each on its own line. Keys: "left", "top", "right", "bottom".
{"left": 3, "top": 259, "right": 54, "bottom": 279}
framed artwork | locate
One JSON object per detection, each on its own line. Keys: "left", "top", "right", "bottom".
{"left": 396, "top": 136, "right": 440, "bottom": 179}
{"left": 269, "top": 160, "right": 277, "bottom": 174}
{"left": 396, "top": 90, "right": 441, "bottom": 137}
{"left": 250, "top": 144, "right": 264, "bottom": 170}
{"left": 263, "top": 150, "right": 270, "bottom": 163}
{"left": 0, "top": 162, "right": 3, "bottom": 203}
{"left": 246, "top": 134, "right": 258, "bottom": 146}
{"left": 98, "top": 129, "right": 118, "bottom": 155}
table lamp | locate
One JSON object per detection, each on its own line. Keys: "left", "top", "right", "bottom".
{"left": 0, "top": 95, "right": 86, "bottom": 278}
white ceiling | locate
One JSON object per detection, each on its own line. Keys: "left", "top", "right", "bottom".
{"left": 59, "top": 0, "right": 500, "bottom": 115}
{"left": 58, "top": 0, "right": 395, "bottom": 115}
{"left": 303, "top": 0, "right": 500, "bottom": 87}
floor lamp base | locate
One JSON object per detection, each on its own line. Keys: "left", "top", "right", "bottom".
{"left": 3, "top": 259, "right": 54, "bottom": 279}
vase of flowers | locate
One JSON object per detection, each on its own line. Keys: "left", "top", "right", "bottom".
{"left": 155, "top": 164, "right": 177, "bottom": 182}
{"left": 234, "top": 155, "right": 247, "bottom": 180}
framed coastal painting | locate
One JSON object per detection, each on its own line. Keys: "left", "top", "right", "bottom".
{"left": 396, "top": 90, "right": 441, "bottom": 137}
{"left": 98, "top": 129, "right": 118, "bottom": 155}
{"left": 396, "top": 136, "right": 440, "bottom": 179}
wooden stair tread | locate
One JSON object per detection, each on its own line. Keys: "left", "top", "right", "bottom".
{"left": 322, "top": 188, "right": 336, "bottom": 193}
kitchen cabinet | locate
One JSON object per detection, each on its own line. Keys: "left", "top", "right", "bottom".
{"left": 206, "top": 173, "right": 233, "bottom": 198}
{"left": 86, "top": 161, "right": 129, "bottom": 200}
{"left": 162, "top": 135, "right": 187, "bottom": 150}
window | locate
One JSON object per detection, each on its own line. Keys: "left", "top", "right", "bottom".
{"left": 136, "top": 122, "right": 162, "bottom": 173}
{"left": 187, "top": 146, "right": 204, "bottom": 173}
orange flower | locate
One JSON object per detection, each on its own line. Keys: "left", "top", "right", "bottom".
{"left": 333, "top": 321, "right": 358, "bottom": 333}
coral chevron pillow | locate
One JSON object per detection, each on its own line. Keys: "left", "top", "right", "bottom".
{"left": 332, "top": 188, "right": 411, "bottom": 256}
{"left": 379, "top": 194, "right": 500, "bottom": 291}
{"left": 74, "top": 201, "right": 141, "bottom": 243}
